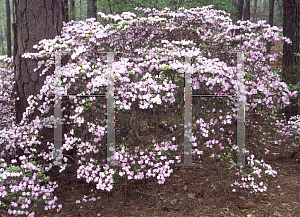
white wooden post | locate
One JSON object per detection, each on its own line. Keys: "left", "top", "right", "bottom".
{"left": 99, "top": 52, "right": 118, "bottom": 167}
{"left": 54, "top": 51, "right": 63, "bottom": 166}
{"left": 228, "top": 51, "right": 250, "bottom": 168}
{"left": 175, "top": 51, "right": 202, "bottom": 168}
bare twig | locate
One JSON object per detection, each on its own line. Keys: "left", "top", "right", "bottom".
{"left": 63, "top": 154, "right": 78, "bottom": 165}
{"left": 129, "top": 111, "right": 148, "bottom": 148}
{"left": 134, "top": 190, "right": 164, "bottom": 197}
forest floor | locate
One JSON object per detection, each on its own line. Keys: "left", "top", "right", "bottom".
{"left": 43, "top": 143, "right": 299, "bottom": 217}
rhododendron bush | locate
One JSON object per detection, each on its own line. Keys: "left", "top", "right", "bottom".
{"left": 0, "top": 5, "right": 299, "bottom": 216}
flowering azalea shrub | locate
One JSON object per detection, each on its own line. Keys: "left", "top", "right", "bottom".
{"left": 0, "top": 5, "right": 300, "bottom": 216}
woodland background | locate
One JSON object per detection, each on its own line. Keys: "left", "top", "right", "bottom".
{"left": 0, "top": 0, "right": 288, "bottom": 57}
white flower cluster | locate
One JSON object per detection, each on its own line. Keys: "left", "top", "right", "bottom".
{"left": 71, "top": 46, "right": 87, "bottom": 60}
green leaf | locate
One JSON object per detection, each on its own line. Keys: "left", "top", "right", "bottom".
{"left": 158, "top": 66, "right": 172, "bottom": 71}
{"left": 8, "top": 166, "right": 20, "bottom": 173}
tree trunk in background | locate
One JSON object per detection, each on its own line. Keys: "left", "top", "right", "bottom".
{"left": 71, "top": 0, "right": 75, "bottom": 21}
{"left": 6, "top": 0, "right": 12, "bottom": 58}
{"left": 276, "top": 0, "right": 283, "bottom": 20}
{"left": 231, "top": 0, "right": 239, "bottom": 25}
{"left": 12, "top": 0, "right": 66, "bottom": 166}
{"left": 266, "top": 0, "right": 275, "bottom": 66}
{"left": 0, "top": 1, "right": 4, "bottom": 55}
{"left": 233, "top": 0, "right": 238, "bottom": 9}
{"left": 80, "top": 0, "right": 82, "bottom": 20}
{"left": 107, "top": 0, "right": 113, "bottom": 15}
{"left": 281, "top": 0, "right": 300, "bottom": 122}
{"left": 64, "top": 0, "right": 68, "bottom": 23}
{"left": 237, "top": 0, "right": 244, "bottom": 21}
{"left": 0, "top": 27, "right": 4, "bottom": 55}
{"left": 91, "top": 0, "right": 97, "bottom": 20}
{"left": 253, "top": 0, "right": 258, "bottom": 23}
{"left": 87, "top": 0, "right": 91, "bottom": 18}
{"left": 243, "top": 0, "right": 250, "bottom": 20}
{"left": 13, "top": 0, "right": 66, "bottom": 125}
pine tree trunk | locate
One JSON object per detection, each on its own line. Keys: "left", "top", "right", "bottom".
{"left": 13, "top": 0, "right": 66, "bottom": 125}
{"left": 281, "top": 0, "right": 300, "bottom": 121}
{"left": 64, "top": 0, "right": 68, "bottom": 23}
{"left": 243, "top": 0, "right": 250, "bottom": 21}
{"left": 238, "top": 0, "right": 244, "bottom": 21}
{"left": 80, "top": 0, "right": 82, "bottom": 20}
{"left": 91, "top": 0, "right": 97, "bottom": 20}
{"left": 6, "top": 0, "right": 12, "bottom": 57}
{"left": 12, "top": 0, "right": 67, "bottom": 167}
{"left": 87, "top": 0, "right": 91, "bottom": 18}
{"left": 71, "top": 0, "right": 75, "bottom": 21}
{"left": 253, "top": 0, "right": 258, "bottom": 23}
{"left": 266, "top": 0, "right": 275, "bottom": 65}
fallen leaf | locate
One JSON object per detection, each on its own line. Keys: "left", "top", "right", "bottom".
{"left": 273, "top": 211, "right": 282, "bottom": 217}
{"left": 170, "top": 199, "right": 177, "bottom": 204}
{"left": 239, "top": 196, "right": 245, "bottom": 200}
{"left": 188, "top": 193, "right": 195, "bottom": 199}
